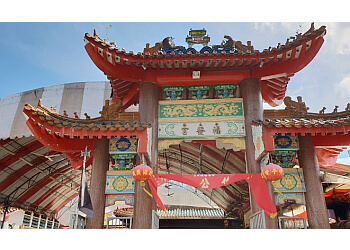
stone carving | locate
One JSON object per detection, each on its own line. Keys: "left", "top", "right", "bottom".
{"left": 99, "top": 99, "right": 122, "bottom": 120}
{"left": 283, "top": 96, "right": 309, "bottom": 117}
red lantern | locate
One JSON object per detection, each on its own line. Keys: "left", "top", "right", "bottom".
{"left": 261, "top": 163, "right": 284, "bottom": 183}
{"left": 132, "top": 164, "right": 153, "bottom": 186}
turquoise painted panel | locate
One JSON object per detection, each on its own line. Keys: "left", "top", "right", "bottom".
{"left": 105, "top": 174, "right": 135, "bottom": 194}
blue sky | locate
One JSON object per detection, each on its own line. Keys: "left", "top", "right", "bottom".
{"left": 1, "top": 22, "right": 349, "bottom": 111}
{"left": 1, "top": 4, "right": 350, "bottom": 162}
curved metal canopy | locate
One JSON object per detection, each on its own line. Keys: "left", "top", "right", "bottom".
{"left": 157, "top": 141, "right": 250, "bottom": 216}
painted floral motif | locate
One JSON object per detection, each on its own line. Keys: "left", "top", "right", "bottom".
{"left": 113, "top": 176, "right": 129, "bottom": 192}
{"left": 159, "top": 100, "right": 243, "bottom": 120}
{"left": 105, "top": 175, "right": 135, "bottom": 194}
{"left": 106, "top": 195, "right": 134, "bottom": 206}
{"left": 280, "top": 174, "right": 297, "bottom": 190}
{"left": 109, "top": 137, "right": 138, "bottom": 153}
{"left": 274, "top": 135, "right": 299, "bottom": 150}
{"left": 188, "top": 85, "right": 210, "bottom": 100}
{"left": 275, "top": 193, "right": 305, "bottom": 205}
{"left": 162, "top": 86, "right": 185, "bottom": 100}
{"left": 214, "top": 84, "right": 237, "bottom": 99}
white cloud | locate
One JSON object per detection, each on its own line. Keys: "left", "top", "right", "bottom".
{"left": 263, "top": 102, "right": 285, "bottom": 110}
{"left": 321, "top": 22, "right": 350, "bottom": 55}
{"left": 253, "top": 22, "right": 310, "bottom": 36}
{"left": 337, "top": 157, "right": 350, "bottom": 165}
{"left": 253, "top": 22, "right": 277, "bottom": 32}
{"left": 337, "top": 75, "right": 350, "bottom": 96}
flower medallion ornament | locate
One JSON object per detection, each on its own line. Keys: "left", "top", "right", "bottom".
{"left": 280, "top": 174, "right": 298, "bottom": 190}
{"left": 113, "top": 176, "right": 129, "bottom": 192}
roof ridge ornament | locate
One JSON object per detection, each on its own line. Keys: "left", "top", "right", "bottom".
{"left": 143, "top": 28, "right": 256, "bottom": 55}
{"left": 99, "top": 99, "right": 122, "bottom": 120}
{"left": 283, "top": 96, "right": 309, "bottom": 118}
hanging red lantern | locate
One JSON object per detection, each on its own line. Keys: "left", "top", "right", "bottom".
{"left": 132, "top": 164, "right": 153, "bottom": 186}
{"left": 261, "top": 163, "right": 284, "bottom": 183}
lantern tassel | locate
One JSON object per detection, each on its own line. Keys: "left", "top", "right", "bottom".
{"left": 143, "top": 187, "right": 153, "bottom": 198}
{"left": 269, "top": 212, "right": 277, "bottom": 219}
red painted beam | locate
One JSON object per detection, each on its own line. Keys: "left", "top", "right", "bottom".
{"left": 120, "top": 82, "right": 140, "bottom": 109}
{"left": 311, "top": 134, "right": 350, "bottom": 147}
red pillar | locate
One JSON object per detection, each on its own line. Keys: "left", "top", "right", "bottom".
{"left": 298, "top": 135, "right": 330, "bottom": 229}
{"left": 240, "top": 77, "right": 278, "bottom": 229}
{"left": 133, "top": 81, "right": 160, "bottom": 229}
{"left": 85, "top": 137, "right": 109, "bottom": 229}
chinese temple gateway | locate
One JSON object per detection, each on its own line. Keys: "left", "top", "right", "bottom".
{"left": 12, "top": 23, "right": 350, "bottom": 229}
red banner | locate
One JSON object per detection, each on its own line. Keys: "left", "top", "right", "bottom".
{"left": 148, "top": 173, "right": 277, "bottom": 218}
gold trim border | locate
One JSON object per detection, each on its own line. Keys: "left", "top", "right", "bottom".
{"left": 159, "top": 117, "right": 245, "bottom": 123}
{"left": 107, "top": 170, "right": 133, "bottom": 175}
{"left": 159, "top": 98, "right": 243, "bottom": 105}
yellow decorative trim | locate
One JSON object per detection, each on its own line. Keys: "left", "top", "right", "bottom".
{"left": 158, "top": 117, "right": 245, "bottom": 123}
{"left": 159, "top": 98, "right": 243, "bottom": 105}
{"left": 158, "top": 139, "right": 183, "bottom": 151}
{"left": 107, "top": 170, "right": 133, "bottom": 175}
{"left": 217, "top": 137, "right": 246, "bottom": 150}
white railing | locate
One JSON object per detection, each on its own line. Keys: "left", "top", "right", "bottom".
{"left": 106, "top": 216, "right": 132, "bottom": 229}
{"left": 249, "top": 210, "right": 266, "bottom": 229}
{"left": 278, "top": 216, "right": 307, "bottom": 229}
{"left": 69, "top": 214, "right": 86, "bottom": 229}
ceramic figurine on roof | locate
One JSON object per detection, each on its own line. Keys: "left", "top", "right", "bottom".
{"left": 283, "top": 96, "right": 309, "bottom": 117}
{"left": 161, "top": 36, "right": 187, "bottom": 54}
{"left": 99, "top": 99, "right": 122, "bottom": 120}
{"left": 221, "top": 35, "right": 234, "bottom": 48}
